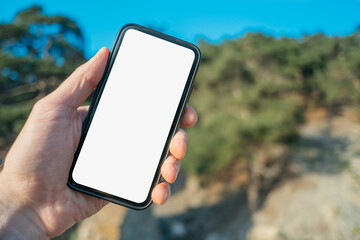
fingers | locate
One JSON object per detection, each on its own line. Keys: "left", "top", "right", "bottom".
{"left": 161, "top": 155, "right": 180, "bottom": 184}
{"left": 151, "top": 181, "right": 170, "bottom": 205}
{"left": 180, "top": 106, "right": 198, "bottom": 127}
{"left": 159, "top": 128, "right": 187, "bottom": 184}
{"left": 153, "top": 128, "right": 187, "bottom": 205}
{"left": 152, "top": 155, "right": 179, "bottom": 205}
{"left": 169, "top": 128, "right": 187, "bottom": 159}
{"left": 153, "top": 155, "right": 182, "bottom": 205}
{"left": 50, "top": 47, "right": 109, "bottom": 108}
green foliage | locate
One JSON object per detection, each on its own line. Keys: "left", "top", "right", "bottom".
{"left": 0, "top": 104, "right": 32, "bottom": 139}
{"left": 0, "top": 6, "right": 86, "bottom": 151}
{"left": 1, "top": 6, "right": 360, "bottom": 177}
{"left": 184, "top": 31, "right": 360, "bottom": 176}
{"left": 0, "top": 5, "right": 85, "bottom": 91}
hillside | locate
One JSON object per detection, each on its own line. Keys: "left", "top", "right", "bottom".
{"left": 1, "top": 7, "right": 360, "bottom": 239}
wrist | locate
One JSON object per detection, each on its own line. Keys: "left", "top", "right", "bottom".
{"left": 0, "top": 175, "right": 49, "bottom": 240}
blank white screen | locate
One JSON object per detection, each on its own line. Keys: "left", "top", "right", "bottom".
{"left": 72, "top": 29, "right": 195, "bottom": 203}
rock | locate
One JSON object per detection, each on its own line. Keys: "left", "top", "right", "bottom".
{"left": 249, "top": 224, "right": 280, "bottom": 240}
{"left": 77, "top": 204, "right": 127, "bottom": 240}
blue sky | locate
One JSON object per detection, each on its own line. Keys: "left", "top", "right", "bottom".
{"left": 1, "top": 0, "right": 360, "bottom": 58}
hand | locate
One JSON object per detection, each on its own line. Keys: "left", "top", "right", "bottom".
{"left": 0, "top": 47, "right": 197, "bottom": 239}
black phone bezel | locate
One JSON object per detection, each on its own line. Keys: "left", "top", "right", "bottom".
{"left": 67, "top": 23, "right": 201, "bottom": 210}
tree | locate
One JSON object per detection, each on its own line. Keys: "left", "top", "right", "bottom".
{"left": 0, "top": 5, "right": 86, "bottom": 159}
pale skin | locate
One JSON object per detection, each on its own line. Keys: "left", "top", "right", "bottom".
{"left": 0, "top": 47, "right": 198, "bottom": 239}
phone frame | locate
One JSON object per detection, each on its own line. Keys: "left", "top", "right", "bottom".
{"left": 68, "top": 23, "right": 201, "bottom": 210}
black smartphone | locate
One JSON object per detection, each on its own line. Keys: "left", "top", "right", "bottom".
{"left": 68, "top": 24, "right": 201, "bottom": 209}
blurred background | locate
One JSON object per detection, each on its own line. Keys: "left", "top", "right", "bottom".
{"left": 1, "top": 1, "right": 360, "bottom": 239}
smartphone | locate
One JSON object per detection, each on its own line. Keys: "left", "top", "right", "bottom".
{"left": 68, "top": 24, "right": 201, "bottom": 209}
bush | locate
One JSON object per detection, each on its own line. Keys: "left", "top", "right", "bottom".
{"left": 184, "top": 31, "right": 360, "bottom": 176}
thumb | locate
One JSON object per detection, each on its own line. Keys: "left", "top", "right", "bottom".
{"left": 49, "top": 47, "right": 109, "bottom": 108}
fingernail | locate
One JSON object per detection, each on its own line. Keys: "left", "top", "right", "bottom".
{"left": 180, "top": 129, "right": 188, "bottom": 143}
{"left": 174, "top": 163, "right": 180, "bottom": 178}
{"left": 164, "top": 190, "right": 169, "bottom": 203}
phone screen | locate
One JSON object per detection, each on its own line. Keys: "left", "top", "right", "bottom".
{"left": 71, "top": 27, "right": 196, "bottom": 205}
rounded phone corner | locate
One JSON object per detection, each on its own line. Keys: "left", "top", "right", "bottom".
{"left": 129, "top": 198, "right": 153, "bottom": 210}
{"left": 188, "top": 42, "right": 202, "bottom": 63}
{"left": 67, "top": 174, "right": 76, "bottom": 189}
{"left": 67, "top": 177, "right": 154, "bottom": 211}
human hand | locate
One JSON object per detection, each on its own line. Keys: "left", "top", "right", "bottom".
{"left": 0, "top": 47, "right": 197, "bottom": 239}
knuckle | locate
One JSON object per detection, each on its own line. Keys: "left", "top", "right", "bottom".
{"left": 75, "top": 64, "right": 97, "bottom": 90}
{"left": 75, "top": 64, "right": 96, "bottom": 89}
{"left": 82, "top": 73, "right": 97, "bottom": 90}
